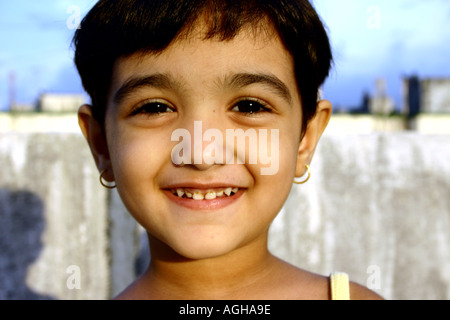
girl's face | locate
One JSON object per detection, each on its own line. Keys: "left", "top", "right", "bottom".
{"left": 81, "top": 24, "right": 331, "bottom": 260}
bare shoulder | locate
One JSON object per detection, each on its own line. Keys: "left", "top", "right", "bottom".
{"left": 349, "top": 281, "right": 384, "bottom": 300}
{"left": 268, "top": 259, "right": 330, "bottom": 300}
{"left": 271, "top": 258, "right": 384, "bottom": 300}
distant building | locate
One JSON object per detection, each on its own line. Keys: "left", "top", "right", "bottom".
{"left": 10, "top": 103, "right": 35, "bottom": 112}
{"left": 369, "top": 96, "right": 395, "bottom": 115}
{"left": 37, "top": 93, "right": 85, "bottom": 113}
{"left": 361, "top": 91, "right": 370, "bottom": 114}
{"left": 403, "top": 76, "right": 450, "bottom": 115}
{"left": 403, "top": 76, "right": 421, "bottom": 118}
{"left": 421, "top": 78, "right": 450, "bottom": 113}
{"left": 368, "top": 78, "right": 395, "bottom": 115}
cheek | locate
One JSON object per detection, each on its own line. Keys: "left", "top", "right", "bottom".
{"left": 108, "top": 129, "right": 170, "bottom": 189}
{"left": 107, "top": 129, "right": 173, "bottom": 230}
{"left": 248, "top": 128, "right": 299, "bottom": 205}
{"left": 264, "top": 126, "right": 299, "bottom": 176}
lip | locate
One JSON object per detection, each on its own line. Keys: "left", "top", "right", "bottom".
{"left": 163, "top": 188, "right": 245, "bottom": 211}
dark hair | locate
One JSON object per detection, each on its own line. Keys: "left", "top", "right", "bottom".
{"left": 73, "top": 0, "right": 332, "bottom": 134}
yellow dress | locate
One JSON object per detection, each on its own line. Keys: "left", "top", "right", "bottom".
{"left": 330, "top": 272, "right": 350, "bottom": 300}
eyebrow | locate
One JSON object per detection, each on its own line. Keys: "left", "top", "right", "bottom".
{"left": 226, "top": 72, "right": 293, "bottom": 104}
{"left": 113, "top": 73, "right": 181, "bottom": 105}
{"left": 113, "top": 72, "right": 293, "bottom": 105}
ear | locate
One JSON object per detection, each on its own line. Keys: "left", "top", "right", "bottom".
{"left": 78, "top": 105, "right": 114, "bottom": 181}
{"left": 295, "top": 100, "right": 332, "bottom": 177}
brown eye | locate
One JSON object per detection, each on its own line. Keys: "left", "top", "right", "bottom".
{"left": 232, "top": 100, "right": 270, "bottom": 115}
{"left": 132, "top": 102, "right": 175, "bottom": 116}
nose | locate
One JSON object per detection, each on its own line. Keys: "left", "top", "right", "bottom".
{"left": 191, "top": 120, "right": 219, "bottom": 171}
{"left": 171, "top": 118, "right": 227, "bottom": 171}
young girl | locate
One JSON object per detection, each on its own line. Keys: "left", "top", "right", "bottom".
{"left": 74, "top": 0, "right": 382, "bottom": 300}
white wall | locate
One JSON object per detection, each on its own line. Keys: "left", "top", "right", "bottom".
{"left": 270, "top": 133, "right": 450, "bottom": 300}
{"left": 0, "top": 134, "right": 112, "bottom": 299}
{"left": 38, "top": 94, "right": 85, "bottom": 113}
{"left": 0, "top": 132, "right": 449, "bottom": 300}
{"left": 0, "top": 113, "right": 80, "bottom": 133}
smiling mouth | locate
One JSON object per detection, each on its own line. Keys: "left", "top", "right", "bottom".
{"left": 170, "top": 187, "right": 240, "bottom": 200}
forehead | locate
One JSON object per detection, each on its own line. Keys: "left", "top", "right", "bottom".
{"left": 109, "top": 22, "right": 297, "bottom": 99}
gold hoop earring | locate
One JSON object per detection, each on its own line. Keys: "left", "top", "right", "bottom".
{"left": 99, "top": 169, "right": 116, "bottom": 189}
{"left": 293, "top": 164, "right": 311, "bottom": 185}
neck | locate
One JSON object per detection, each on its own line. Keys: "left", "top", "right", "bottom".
{"left": 141, "top": 233, "right": 277, "bottom": 299}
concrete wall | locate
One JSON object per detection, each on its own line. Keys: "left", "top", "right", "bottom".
{"left": 327, "top": 114, "right": 450, "bottom": 134}
{"left": 326, "top": 114, "right": 407, "bottom": 134}
{"left": 0, "top": 132, "right": 449, "bottom": 300}
{"left": 0, "top": 113, "right": 80, "bottom": 133}
{"left": 37, "top": 94, "right": 85, "bottom": 113}
{"left": 0, "top": 134, "right": 113, "bottom": 299}
{"left": 270, "top": 133, "right": 450, "bottom": 300}
{"left": 2, "top": 112, "right": 450, "bottom": 135}
{"left": 414, "top": 114, "right": 450, "bottom": 134}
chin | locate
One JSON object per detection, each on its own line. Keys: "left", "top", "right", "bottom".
{"left": 171, "top": 237, "right": 240, "bottom": 261}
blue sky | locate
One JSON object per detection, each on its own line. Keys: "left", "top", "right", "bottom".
{"left": 316, "top": 0, "right": 450, "bottom": 110}
{"left": 1, "top": 0, "right": 449, "bottom": 111}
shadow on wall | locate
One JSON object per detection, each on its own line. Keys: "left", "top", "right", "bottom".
{"left": 0, "top": 189, "right": 55, "bottom": 300}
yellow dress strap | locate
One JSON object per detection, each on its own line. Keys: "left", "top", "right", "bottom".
{"left": 330, "top": 272, "right": 350, "bottom": 300}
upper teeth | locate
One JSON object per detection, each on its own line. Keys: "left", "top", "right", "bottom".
{"left": 172, "top": 187, "right": 239, "bottom": 200}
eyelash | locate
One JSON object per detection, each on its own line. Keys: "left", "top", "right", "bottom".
{"left": 231, "top": 98, "right": 272, "bottom": 115}
{"left": 130, "top": 100, "right": 175, "bottom": 117}
{"left": 129, "top": 98, "right": 272, "bottom": 117}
